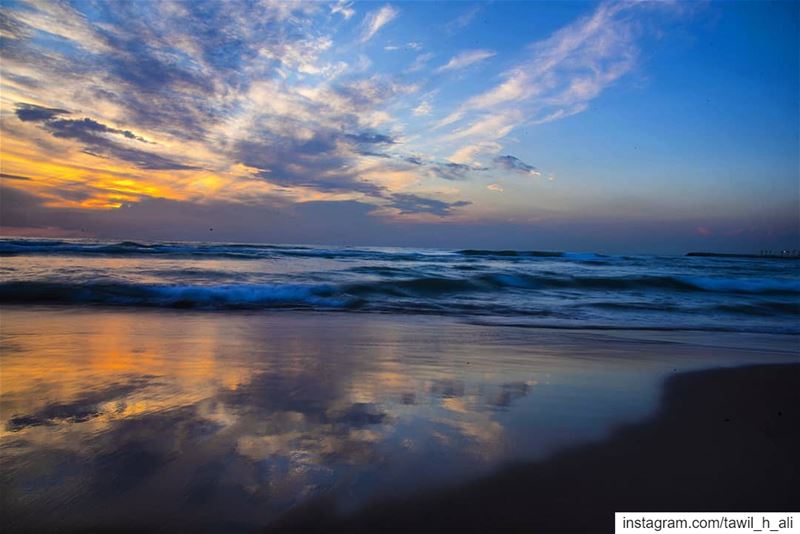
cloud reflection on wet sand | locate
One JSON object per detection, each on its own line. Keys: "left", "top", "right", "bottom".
{"left": 1, "top": 307, "right": 795, "bottom": 531}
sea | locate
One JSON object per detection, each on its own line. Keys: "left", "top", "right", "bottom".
{"left": 1, "top": 237, "right": 798, "bottom": 334}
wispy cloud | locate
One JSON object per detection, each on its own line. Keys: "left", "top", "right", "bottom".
{"left": 406, "top": 52, "right": 434, "bottom": 73}
{"left": 389, "top": 193, "right": 470, "bottom": 216}
{"left": 15, "top": 103, "right": 196, "bottom": 170}
{"left": 445, "top": 4, "right": 481, "bottom": 34}
{"left": 435, "top": 49, "right": 496, "bottom": 73}
{"left": 413, "top": 101, "right": 432, "bottom": 116}
{"left": 360, "top": 4, "right": 399, "bottom": 43}
{"left": 433, "top": 2, "right": 653, "bottom": 157}
{"left": 412, "top": 91, "right": 437, "bottom": 116}
{"left": 331, "top": 0, "right": 355, "bottom": 20}
{"left": 384, "top": 42, "right": 422, "bottom": 51}
{"left": 493, "top": 155, "right": 540, "bottom": 176}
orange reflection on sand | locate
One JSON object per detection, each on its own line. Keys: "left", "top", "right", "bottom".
{"left": 0, "top": 309, "right": 253, "bottom": 438}
{"left": 5, "top": 308, "right": 616, "bottom": 527}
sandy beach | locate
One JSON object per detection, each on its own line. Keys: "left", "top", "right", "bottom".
{"left": 1, "top": 307, "right": 797, "bottom": 532}
{"left": 271, "top": 363, "right": 799, "bottom": 532}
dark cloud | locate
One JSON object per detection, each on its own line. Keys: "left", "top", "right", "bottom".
{"left": 14, "top": 103, "right": 69, "bottom": 122}
{"left": 332, "top": 78, "right": 400, "bottom": 109}
{"left": 96, "top": 88, "right": 218, "bottom": 142}
{"left": 85, "top": 1, "right": 216, "bottom": 94}
{"left": 178, "top": 0, "right": 266, "bottom": 74}
{"left": 91, "top": 24, "right": 220, "bottom": 140}
{"left": 389, "top": 193, "right": 471, "bottom": 216}
{"left": 46, "top": 117, "right": 149, "bottom": 143}
{"left": 395, "top": 155, "right": 485, "bottom": 180}
{"left": 237, "top": 134, "right": 385, "bottom": 196}
{"left": 432, "top": 162, "right": 487, "bottom": 181}
{"left": 493, "top": 155, "right": 539, "bottom": 175}
{"left": 344, "top": 132, "right": 395, "bottom": 145}
{"left": 344, "top": 131, "right": 396, "bottom": 158}
{"left": 0, "top": 72, "right": 42, "bottom": 88}
{"left": 103, "top": 38, "right": 214, "bottom": 95}
{"left": 0, "top": 10, "right": 28, "bottom": 40}
{"left": 360, "top": 151, "right": 392, "bottom": 159}
{"left": 382, "top": 155, "right": 490, "bottom": 181}
{"left": 0, "top": 173, "right": 33, "bottom": 181}
{"left": 14, "top": 103, "right": 196, "bottom": 170}
{"left": 84, "top": 144, "right": 198, "bottom": 171}
{"left": 236, "top": 130, "right": 474, "bottom": 212}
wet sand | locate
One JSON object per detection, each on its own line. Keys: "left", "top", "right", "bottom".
{"left": 0, "top": 307, "right": 797, "bottom": 532}
{"left": 271, "top": 363, "right": 800, "bottom": 533}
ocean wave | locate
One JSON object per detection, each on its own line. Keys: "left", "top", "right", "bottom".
{"left": 0, "top": 239, "right": 271, "bottom": 259}
{"left": 679, "top": 276, "right": 800, "bottom": 294}
{"left": 713, "top": 301, "right": 800, "bottom": 316}
{"left": 457, "top": 249, "right": 564, "bottom": 258}
{"left": 3, "top": 270, "right": 797, "bottom": 310}
{"left": 0, "top": 239, "right": 444, "bottom": 262}
{"left": 2, "top": 240, "right": 622, "bottom": 263}
{"left": 350, "top": 272, "right": 800, "bottom": 296}
{"left": 0, "top": 281, "right": 355, "bottom": 309}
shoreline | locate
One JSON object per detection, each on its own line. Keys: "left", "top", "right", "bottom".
{"left": 270, "top": 363, "right": 800, "bottom": 533}
{"left": 1, "top": 303, "right": 799, "bottom": 340}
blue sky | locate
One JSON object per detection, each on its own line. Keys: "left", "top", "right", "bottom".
{"left": 0, "top": 0, "right": 797, "bottom": 253}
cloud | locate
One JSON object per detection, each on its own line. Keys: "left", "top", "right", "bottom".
{"left": 360, "top": 5, "right": 399, "bottom": 43}
{"left": 435, "top": 49, "right": 496, "bottom": 73}
{"left": 389, "top": 193, "right": 470, "bottom": 216}
{"left": 412, "top": 91, "right": 437, "bottom": 116}
{"left": 431, "top": 2, "right": 652, "bottom": 157}
{"left": 406, "top": 52, "right": 434, "bottom": 73}
{"left": 448, "top": 141, "right": 501, "bottom": 164}
{"left": 384, "top": 42, "right": 421, "bottom": 51}
{"left": 14, "top": 103, "right": 197, "bottom": 170}
{"left": 2, "top": 0, "right": 327, "bottom": 144}
{"left": 0, "top": 172, "right": 33, "bottom": 181}
{"left": 14, "top": 103, "right": 70, "bottom": 122}
{"left": 0, "top": 0, "right": 692, "bottom": 233}
{"left": 344, "top": 132, "right": 396, "bottom": 145}
{"left": 493, "top": 155, "right": 541, "bottom": 176}
{"left": 236, "top": 134, "right": 384, "bottom": 196}
{"left": 385, "top": 154, "right": 488, "bottom": 181}
{"left": 445, "top": 5, "right": 481, "bottom": 33}
{"left": 46, "top": 117, "right": 149, "bottom": 143}
{"left": 487, "top": 183, "right": 503, "bottom": 192}
{"left": 412, "top": 101, "right": 432, "bottom": 116}
{"left": 432, "top": 162, "right": 479, "bottom": 181}
{"left": 331, "top": 0, "right": 355, "bottom": 19}
{"left": 2, "top": 0, "right": 449, "bottom": 210}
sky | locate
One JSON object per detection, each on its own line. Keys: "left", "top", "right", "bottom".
{"left": 0, "top": 0, "right": 797, "bottom": 253}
